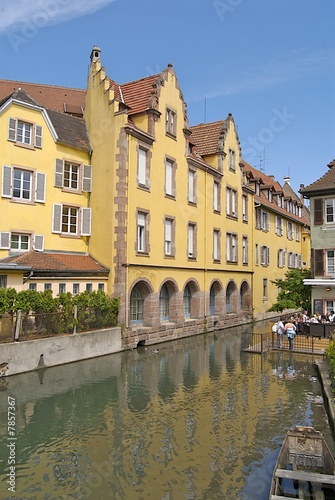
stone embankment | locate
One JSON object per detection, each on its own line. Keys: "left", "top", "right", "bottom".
{"left": 315, "top": 359, "right": 335, "bottom": 432}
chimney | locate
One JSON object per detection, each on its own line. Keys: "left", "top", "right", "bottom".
{"left": 283, "top": 175, "right": 290, "bottom": 186}
{"left": 90, "top": 46, "right": 101, "bottom": 64}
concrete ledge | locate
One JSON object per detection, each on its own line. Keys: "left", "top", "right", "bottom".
{"left": 315, "top": 359, "right": 335, "bottom": 431}
{"left": 0, "top": 327, "right": 122, "bottom": 376}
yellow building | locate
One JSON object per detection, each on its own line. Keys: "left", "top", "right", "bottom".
{"left": 242, "top": 163, "right": 310, "bottom": 320}
{"left": 0, "top": 46, "right": 310, "bottom": 342}
{"left": 0, "top": 87, "right": 109, "bottom": 293}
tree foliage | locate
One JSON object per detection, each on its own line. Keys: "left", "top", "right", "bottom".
{"left": 268, "top": 268, "right": 312, "bottom": 314}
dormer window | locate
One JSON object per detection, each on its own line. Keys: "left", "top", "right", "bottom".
{"left": 8, "top": 118, "right": 42, "bottom": 148}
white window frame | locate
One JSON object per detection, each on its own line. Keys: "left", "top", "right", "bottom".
{"left": 52, "top": 204, "right": 91, "bottom": 237}
{"left": 242, "top": 236, "right": 248, "bottom": 264}
{"left": 226, "top": 233, "right": 237, "bottom": 263}
{"left": 54, "top": 159, "right": 92, "bottom": 193}
{"left": 2, "top": 165, "right": 45, "bottom": 203}
{"left": 226, "top": 187, "right": 237, "bottom": 217}
{"left": 326, "top": 250, "right": 335, "bottom": 275}
{"left": 188, "top": 169, "right": 196, "bottom": 204}
{"left": 213, "top": 229, "right": 220, "bottom": 261}
{"left": 137, "top": 212, "right": 146, "bottom": 253}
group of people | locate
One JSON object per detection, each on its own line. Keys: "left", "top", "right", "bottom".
{"left": 274, "top": 318, "right": 297, "bottom": 350}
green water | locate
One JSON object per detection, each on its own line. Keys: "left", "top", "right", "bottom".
{"left": 0, "top": 322, "right": 333, "bottom": 499}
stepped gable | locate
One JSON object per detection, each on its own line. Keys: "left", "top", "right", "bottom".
{"left": 300, "top": 159, "right": 335, "bottom": 194}
{"left": 189, "top": 120, "right": 226, "bottom": 156}
{"left": 0, "top": 252, "right": 109, "bottom": 276}
{"left": 0, "top": 79, "right": 86, "bottom": 115}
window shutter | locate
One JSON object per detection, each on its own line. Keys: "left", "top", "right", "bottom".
{"left": 35, "top": 172, "right": 46, "bottom": 203}
{"left": 54, "top": 159, "right": 64, "bottom": 188}
{"left": 314, "top": 198, "right": 323, "bottom": 225}
{"left": 82, "top": 164, "right": 92, "bottom": 192}
{"left": 2, "top": 165, "right": 12, "bottom": 198}
{"left": 81, "top": 208, "right": 91, "bottom": 236}
{"left": 0, "top": 232, "right": 10, "bottom": 249}
{"left": 34, "top": 125, "right": 43, "bottom": 148}
{"left": 33, "top": 234, "right": 44, "bottom": 251}
{"left": 8, "top": 118, "right": 16, "bottom": 142}
{"left": 52, "top": 204, "right": 62, "bottom": 233}
{"left": 314, "top": 249, "right": 324, "bottom": 276}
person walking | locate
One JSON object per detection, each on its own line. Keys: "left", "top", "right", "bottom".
{"left": 276, "top": 317, "right": 285, "bottom": 348}
{"left": 284, "top": 319, "right": 296, "bottom": 351}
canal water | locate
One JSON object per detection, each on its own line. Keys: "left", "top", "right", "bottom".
{"left": 0, "top": 321, "right": 334, "bottom": 500}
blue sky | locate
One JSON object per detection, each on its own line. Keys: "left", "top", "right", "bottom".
{"left": 0, "top": 0, "right": 334, "bottom": 195}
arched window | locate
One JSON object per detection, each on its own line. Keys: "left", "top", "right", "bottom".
{"left": 130, "top": 285, "right": 143, "bottom": 324}
{"left": 210, "top": 284, "right": 215, "bottom": 315}
{"left": 226, "top": 287, "right": 231, "bottom": 313}
{"left": 183, "top": 284, "right": 191, "bottom": 317}
{"left": 159, "top": 284, "right": 169, "bottom": 321}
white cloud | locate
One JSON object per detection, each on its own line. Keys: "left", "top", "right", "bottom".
{"left": 188, "top": 46, "right": 335, "bottom": 102}
{"left": 0, "top": 0, "right": 115, "bottom": 34}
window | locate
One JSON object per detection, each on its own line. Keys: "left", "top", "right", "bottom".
{"left": 287, "top": 221, "right": 293, "bottom": 240}
{"left": 166, "top": 108, "right": 176, "bottom": 136}
{"left": 59, "top": 283, "right": 66, "bottom": 294}
{"left": 11, "top": 233, "right": 29, "bottom": 251}
{"left": 187, "top": 223, "right": 197, "bottom": 259}
{"left": 137, "top": 213, "right": 146, "bottom": 252}
{"left": 255, "top": 244, "right": 259, "bottom": 265}
{"left": 44, "top": 283, "right": 52, "bottom": 291}
{"left": 8, "top": 118, "right": 42, "bottom": 148}
{"left": 130, "top": 285, "right": 144, "bottom": 324}
{"left": 326, "top": 301, "right": 335, "bottom": 315}
{"left": 226, "top": 187, "right": 237, "bottom": 217}
{"left": 0, "top": 275, "right": 7, "bottom": 288}
{"left": 159, "top": 284, "right": 169, "bottom": 321}
{"left": 242, "top": 194, "right": 248, "bottom": 221}
{"left": 263, "top": 279, "right": 268, "bottom": 300}
{"left": 86, "top": 283, "right": 92, "bottom": 292}
{"left": 164, "top": 218, "right": 175, "bottom": 256}
{"left": 278, "top": 249, "right": 285, "bottom": 268}
{"left": 275, "top": 217, "right": 283, "bottom": 236}
{"left": 213, "top": 229, "right": 220, "bottom": 261}
{"left": 73, "top": 283, "right": 80, "bottom": 295}
{"left": 2, "top": 166, "right": 45, "bottom": 203}
{"left": 52, "top": 204, "right": 91, "bottom": 237}
{"left": 213, "top": 181, "right": 221, "bottom": 212}
{"left": 260, "top": 246, "right": 270, "bottom": 266}
{"left": 295, "top": 225, "right": 300, "bottom": 241}
{"left": 327, "top": 250, "right": 335, "bottom": 275}
{"left": 29, "top": 283, "right": 37, "bottom": 291}
{"left": 165, "top": 158, "right": 176, "bottom": 197}
{"left": 138, "top": 147, "right": 147, "bottom": 187}
{"left": 326, "top": 198, "right": 335, "bottom": 224}
{"left": 183, "top": 285, "right": 191, "bottom": 317}
{"left": 98, "top": 283, "right": 105, "bottom": 292}
{"left": 242, "top": 236, "right": 248, "bottom": 264}
{"left": 54, "top": 159, "right": 92, "bottom": 192}
{"left": 228, "top": 149, "right": 236, "bottom": 171}
{"left": 255, "top": 208, "right": 269, "bottom": 231}
{"left": 188, "top": 169, "right": 196, "bottom": 204}
{"left": 226, "top": 233, "right": 237, "bottom": 263}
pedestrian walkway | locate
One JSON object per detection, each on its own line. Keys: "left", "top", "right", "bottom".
{"left": 244, "top": 334, "right": 331, "bottom": 355}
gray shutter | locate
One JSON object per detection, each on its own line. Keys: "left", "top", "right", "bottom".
{"left": 52, "top": 204, "right": 62, "bottom": 233}
{"left": 2, "top": 165, "right": 12, "bottom": 198}
{"left": 81, "top": 208, "right": 91, "bottom": 236}
{"left": 33, "top": 234, "right": 44, "bottom": 251}
{"left": 35, "top": 172, "right": 46, "bottom": 203}
{"left": 8, "top": 118, "right": 16, "bottom": 141}
{"left": 54, "top": 159, "right": 64, "bottom": 187}
{"left": 82, "top": 164, "right": 92, "bottom": 192}
{"left": 0, "top": 232, "right": 10, "bottom": 249}
{"left": 34, "top": 125, "right": 43, "bottom": 148}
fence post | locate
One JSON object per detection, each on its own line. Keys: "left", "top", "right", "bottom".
{"left": 14, "top": 310, "right": 21, "bottom": 341}
{"left": 73, "top": 305, "right": 77, "bottom": 334}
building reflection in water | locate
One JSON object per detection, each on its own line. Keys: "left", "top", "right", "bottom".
{"left": 0, "top": 322, "right": 332, "bottom": 499}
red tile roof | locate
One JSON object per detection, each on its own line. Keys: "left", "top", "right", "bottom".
{"left": 120, "top": 74, "right": 161, "bottom": 115}
{"left": 0, "top": 79, "right": 86, "bottom": 114}
{"left": 0, "top": 252, "right": 109, "bottom": 275}
{"left": 189, "top": 121, "right": 226, "bottom": 156}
